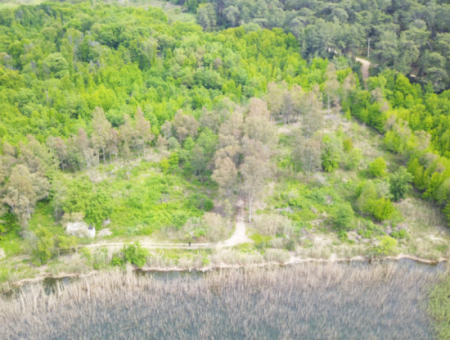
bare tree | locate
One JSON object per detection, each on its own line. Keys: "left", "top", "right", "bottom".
{"left": 292, "top": 136, "right": 322, "bottom": 178}
{"left": 173, "top": 110, "right": 199, "bottom": 143}
{"left": 212, "top": 156, "right": 238, "bottom": 198}
{"left": 91, "top": 107, "right": 112, "bottom": 164}
{"left": 2, "top": 164, "right": 49, "bottom": 230}
{"left": 240, "top": 153, "right": 271, "bottom": 222}
{"left": 119, "top": 113, "right": 137, "bottom": 158}
{"left": 161, "top": 121, "right": 173, "bottom": 139}
{"left": 323, "top": 64, "right": 340, "bottom": 114}
{"left": 135, "top": 107, "right": 153, "bottom": 157}
{"left": 301, "top": 90, "right": 324, "bottom": 140}
{"left": 243, "top": 98, "right": 278, "bottom": 149}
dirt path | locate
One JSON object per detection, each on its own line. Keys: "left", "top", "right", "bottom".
{"left": 356, "top": 57, "right": 370, "bottom": 89}
{"left": 85, "top": 200, "right": 251, "bottom": 251}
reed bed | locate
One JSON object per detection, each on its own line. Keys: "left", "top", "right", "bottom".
{"left": 0, "top": 262, "right": 440, "bottom": 340}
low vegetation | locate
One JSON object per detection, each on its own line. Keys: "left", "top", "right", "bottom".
{"left": 0, "top": 262, "right": 440, "bottom": 339}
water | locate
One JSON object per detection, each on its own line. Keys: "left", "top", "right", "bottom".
{"left": 2, "top": 259, "right": 445, "bottom": 340}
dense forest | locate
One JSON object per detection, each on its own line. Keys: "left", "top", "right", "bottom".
{"left": 195, "top": 0, "right": 450, "bottom": 91}
{"left": 0, "top": 0, "right": 450, "bottom": 286}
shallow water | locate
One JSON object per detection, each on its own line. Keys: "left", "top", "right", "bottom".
{"left": 2, "top": 259, "right": 445, "bottom": 340}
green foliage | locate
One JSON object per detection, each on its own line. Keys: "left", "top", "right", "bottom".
{"left": 185, "top": 194, "right": 214, "bottom": 212}
{"left": 389, "top": 167, "right": 413, "bottom": 201}
{"left": 391, "top": 230, "right": 407, "bottom": 239}
{"left": 343, "top": 138, "right": 353, "bottom": 153}
{"left": 428, "top": 277, "right": 450, "bottom": 340}
{"left": 93, "top": 247, "right": 109, "bottom": 270}
{"left": 345, "top": 148, "right": 362, "bottom": 170}
{"left": 332, "top": 203, "right": 354, "bottom": 232}
{"left": 122, "top": 242, "right": 149, "bottom": 268}
{"left": 321, "top": 135, "right": 341, "bottom": 172}
{"left": 79, "top": 247, "right": 92, "bottom": 263}
{"left": 369, "top": 157, "right": 387, "bottom": 178}
{"left": 61, "top": 178, "right": 113, "bottom": 227}
{"left": 32, "top": 227, "right": 54, "bottom": 264}
{"left": 370, "top": 198, "right": 395, "bottom": 221}
{"left": 57, "top": 235, "right": 78, "bottom": 254}
{"left": 374, "top": 235, "right": 397, "bottom": 255}
{"left": 160, "top": 158, "right": 170, "bottom": 173}
{"left": 250, "top": 234, "right": 272, "bottom": 250}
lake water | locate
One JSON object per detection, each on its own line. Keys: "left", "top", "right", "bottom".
{"left": 1, "top": 259, "right": 445, "bottom": 340}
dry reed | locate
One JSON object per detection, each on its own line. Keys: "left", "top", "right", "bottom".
{"left": 0, "top": 262, "right": 440, "bottom": 340}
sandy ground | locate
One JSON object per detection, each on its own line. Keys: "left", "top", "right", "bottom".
{"left": 356, "top": 57, "right": 370, "bottom": 89}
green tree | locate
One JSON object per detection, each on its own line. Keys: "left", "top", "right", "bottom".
{"left": 32, "top": 227, "right": 55, "bottom": 264}
{"left": 123, "top": 242, "right": 149, "bottom": 268}
{"left": 321, "top": 135, "right": 341, "bottom": 172}
{"left": 332, "top": 203, "right": 354, "bottom": 232}
{"left": 389, "top": 167, "right": 413, "bottom": 201}
{"left": 369, "top": 157, "right": 387, "bottom": 178}
{"left": 43, "top": 53, "right": 69, "bottom": 78}
{"left": 370, "top": 197, "right": 395, "bottom": 221}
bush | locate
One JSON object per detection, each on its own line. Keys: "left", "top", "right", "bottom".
{"left": 343, "top": 138, "right": 354, "bottom": 153}
{"left": 332, "top": 203, "right": 354, "bottom": 232}
{"left": 253, "top": 214, "right": 294, "bottom": 237}
{"left": 374, "top": 235, "right": 397, "bottom": 255}
{"left": 369, "top": 198, "right": 395, "bottom": 221}
{"left": 250, "top": 234, "right": 272, "bottom": 250}
{"left": 123, "top": 242, "right": 149, "bottom": 268}
{"left": 391, "top": 229, "right": 407, "bottom": 239}
{"left": 185, "top": 194, "right": 214, "bottom": 211}
{"left": 93, "top": 247, "right": 109, "bottom": 270}
{"left": 57, "top": 235, "right": 78, "bottom": 255}
{"left": 369, "top": 157, "right": 387, "bottom": 178}
{"left": 389, "top": 167, "right": 413, "bottom": 201}
{"left": 79, "top": 247, "right": 92, "bottom": 263}
{"left": 32, "top": 227, "right": 55, "bottom": 265}
{"left": 345, "top": 148, "right": 362, "bottom": 170}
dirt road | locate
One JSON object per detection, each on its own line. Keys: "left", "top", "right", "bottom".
{"left": 85, "top": 200, "right": 251, "bottom": 251}
{"left": 355, "top": 57, "right": 370, "bottom": 89}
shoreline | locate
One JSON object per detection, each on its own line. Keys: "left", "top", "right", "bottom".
{"left": 8, "top": 253, "right": 448, "bottom": 287}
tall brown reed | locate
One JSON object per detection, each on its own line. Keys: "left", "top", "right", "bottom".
{"left": 0, "top": 262, "right": 440, "bottom": 340}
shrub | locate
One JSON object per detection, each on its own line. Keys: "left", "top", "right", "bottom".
{"left": 391, "top": 229, "right": 407, "bottom": 239}
{"left": 93, "top": 247, "right": 109, "bottom": 270}
{"left": 343, "top": 138, "right": 354, "bottom": 152}
{"left": 123, "top": 242, "right": 149, "bottom": 268}
{"left": 345, "top": 148, "right": 362, "bottom": 170}
{"left": 185, "top": 194, "right": 214, "bottom": 211}
{"left": 374, "top": 235, "right": 397, "bottom": 255}
{"left": 111, "top": 254, "right": 125, "bottom": 267}
{"left": 79, "top": 247, "right": 92, "bottom": 263}
{"left": 332, "top": 203, "right": 354, "bottom": 232}
{"left": 369, "top": 157, "right": 387, "bottom": 178}
{"left": 32, "top": 227, "right": 55, "bottom": 265}
{"left": 369, "top": 198, "right": 395, "bottom": 221}
{"left": 356, "top": 181, "right": 378, "bottom": 214}
{"left": 389, "top": 167, "right": 413, "bottom": 201}
{"left": 58, "top": 235, "right": 78, "bottom": 255}
{"left": 253, "top": 214, "right": 294, "bottom": 237}
{"left": 250, "top": 234, "right": 272, "bottom": 250}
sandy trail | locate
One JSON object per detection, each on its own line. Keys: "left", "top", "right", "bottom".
{"left": 85, "top": 200, "right": 251, "bottom": 251}
{"left": 356, "top": 57, "right": 370, "bottom": 89}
